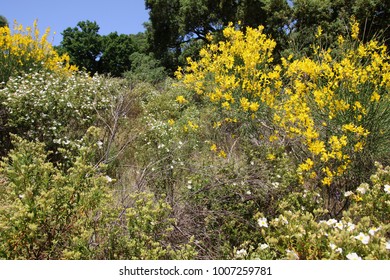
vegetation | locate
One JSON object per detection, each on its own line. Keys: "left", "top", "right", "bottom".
{"left": 0, "top": 0, "right": 389, "bottom": 260}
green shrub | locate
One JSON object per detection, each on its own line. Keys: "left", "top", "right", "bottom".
{"left": 0, "top": 129, "right": 110, "bottom": 259}
{"left": 96, "top": 192, "right": 197, "bottom": 260}
{"left": 242, "top": 163, "right": 390, "bottom": 260}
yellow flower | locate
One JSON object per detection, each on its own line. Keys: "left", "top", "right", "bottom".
{"left": 370, "top": 92, "right": 380, "bottom": 102}
{"left": 315, "top": 26, "right": 323, "bottom": 38}
{"left": 322, "top": 177, "right": 332, "bottom": 186}
{"left": 167, "top": 119, "right": 175, "bottom": 126}
{"left": 249, "top": 102, "right": 260, "bottom": 112}
{"left": 240, "top": 97, "right": 250, "bottom": 111}
{"left": 218, "top": 150, "right": 227, "bottom": 158}
{"left": 308, "top": 140, "right": 326, "bottom": 155}
{"left": 269, "top": 134, "right": 279, "bottom": 142}
{"left": 267, "top": 153, "right": 276, "bottom": 160}
{"left": 351, "top": 18, "right": 360, "bottom": 40}
{"left": 299, "top": 158, "right": 314, "bottom": 172}
{"left": 210, "top": 143, "right": 217, "bottom": 152}
{"left": 222, "top": 101, "right": 231, "bottom": 110}
{"left": 176, "top": 95, "right": 187, "bottom": 104}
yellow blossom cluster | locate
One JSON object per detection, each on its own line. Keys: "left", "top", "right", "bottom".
{"left": 0, "top": 20, "right": 76, "bottom": 82}
{"left": 177, "top": 20, "right": 390, "bottom": 187}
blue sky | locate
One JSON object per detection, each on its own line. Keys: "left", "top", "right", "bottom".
{"left": 2, "top": 0, "right": 149, "bottom": 45}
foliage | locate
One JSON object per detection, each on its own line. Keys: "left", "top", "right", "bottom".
{"left": 1, "top": 4, "right": 390, "bottom": 260}
{"left": 0, "top": 20, "right": 76, "bottom": 85}
{"left": 56, "top": 20, "right": 103, "bottom": 75}
{"left": 242, "top": 162, "right": 390, "bottom": 260}
{"left": 0, "top": 70, "right": 120, "bottom": 156}
{"left": 177, "top": 21, "right": 390, "bottom": 216}
{"left": 145, "top": 0, "right": 291, "bottom": 72}
{"left": 289, "top": 0, "right": 390, "bottom": 55}
{"left": 123, "top": 52, "right": 166, "bottom": 84}
{"left": 0, "top": 129, "right": 197, "bottom": 260}
{"left": 57, "top": 21, "right": 153, "bottom": 77}
{"left": 0, "top": 130, "right": 110, "bottom": 259}
{"left": 146, "top": 0, "right": 390, "bottom": 72}
{"left": 99, "top": 32, "right": 135, "bottom": 77}
{"left": 0, "top": 15, "right": 8, "bottom": 28}
{"left": 97, "top": 191, "right": 197, "bottom": 260}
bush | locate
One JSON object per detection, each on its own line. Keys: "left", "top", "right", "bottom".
{"left": 177, "top": 20, "right": 390, "bottom": 214}
{"left": 0, "top": 129, "right": 110, "bottom": 259}
{"left": 243, "top": 163, "right": 390, "bottom": 260}
{"left": 0, "top": 20, "right": 76, "bottom": 85}
{"left": 0, "top": 70, "right": 124, "bottom": 157}
{"left": 96, "top": 191, "right": 197, "bottom": 260}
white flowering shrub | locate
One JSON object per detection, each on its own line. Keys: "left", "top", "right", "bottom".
{"left": 0, "top": 70, "right": 117, "bottom": 155}
{"left": 239, "top": 162, "right": 390, "bottom": 260}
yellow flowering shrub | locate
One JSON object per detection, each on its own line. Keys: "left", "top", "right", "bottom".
{"left": 177, "top": 20, "right": 390, "bottom": 204}
{"left": 0, "top": 20, "right": 76, "bottom": 84}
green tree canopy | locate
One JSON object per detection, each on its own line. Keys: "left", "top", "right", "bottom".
{"left": 0, "top": 15, "right": 8, "bottom": 28}
{"left": 289, "top": 0, "right": 390, "bottom": 54}
{"left": 145, "top": 0, "right": 291, "bottom": 72}
{"left": 145, "top": 0, "right": 390, "bottom": 73}
{"left": 57, "top": 21, "right": 148, "bottom": 77}
{"left": 57, "top": 20, "right": 103, "bottom": 75}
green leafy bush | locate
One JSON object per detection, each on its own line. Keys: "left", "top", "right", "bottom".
{"left": 0, "top": 129, "right": 110, "bottom": 259}
{"left": 241, "top": 163, "right": 390, "bottom": 260}
{"left": 96, "top": 192, "right": 197, "bottom": 260}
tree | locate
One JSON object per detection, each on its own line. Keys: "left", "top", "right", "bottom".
{"left": 289, "top": 0, "right": 390, "bottom": 55}
{"left": 100, "top": 32, "right": 134, "bottom": 77}
{"left": 0, "top": 15, "right": 8, "bottom": 28}
{"left": 57, "top": 21, "right": 142, "bottom": 77}
{"left": 57, "top": 20, "right": 103, "bottom": 75}
{"left": 145, "top": 0, "right": 291, "bottom": 73}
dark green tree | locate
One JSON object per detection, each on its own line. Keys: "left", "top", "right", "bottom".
{"left": 145, "top": 0, "right": 292, "bottom": 73}
{"left": 0, "top": 15, "right": 8, "bottom": 28}
{"left": 100, "top": 32, "right": 134, "bottom": 77}
{"left": 57, "top": 21, "right": 144, "bottom": 77}
{"left": 57, "top": 20, "right": 103, "bottom": 75}
{"left": 288, "top": 0, "right": 390, "bottom": 55}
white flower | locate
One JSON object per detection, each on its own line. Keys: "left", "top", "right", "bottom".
{"left": 260, "top": 243, "right": 269, "bottom": 250}
{"left": 286, "top": 249, "right": 299, "bottom": 260}
{"left": 246, "top": 190, "right": 252, "bottom": 195}
{"left": 271, "top": 182, "right": 280, "bottom": 188}
{"left": 386, "top": 240, "right": 390, "bottom": 250}
{"left": 384, "top": 184, "right": 390, "bottom": 194}
{"left": 334, "top": 221, "right": 344, "bottom": 230}
{"left": 236, "top": 249, "right": 247, "bottom": 257}
{"left": 326, "top": 219, "right": 337, "bottom": 226}
{"left": 346, "top": 252, "right": 362, "bottom": 260}
{"left": 356, "top": 183, "right": 369, "bottom": 194}
{"left": 329, "top": 243, "right": 337, "bottom": 250}
{"left": 354, "top": 232, "right": 370, "bottom": 244}
{"left": 257, "top": 217, "right": 268, "bottom": 228}
{"left": 344, "top": 191, "right": 354, "bottom": 197}
{"left": 96, "top": 140, "right": 103, "bottom": 149}
{"left": 368, "top": 227, "right": 381, "bottom": 236}
{"left": 335, "top": 247, "right": 343, "bottom": 254}
{"left": 347, "top": 222, "right": 355, "bottom": 232}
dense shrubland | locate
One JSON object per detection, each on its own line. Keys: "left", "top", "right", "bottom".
{"left": 0, "top": 8, "right": 389, "bottom": 260}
